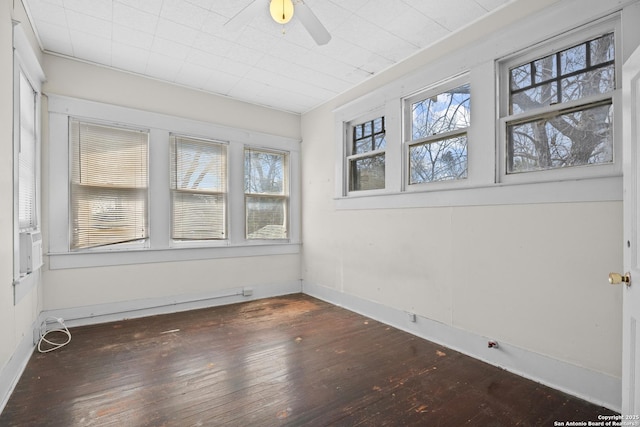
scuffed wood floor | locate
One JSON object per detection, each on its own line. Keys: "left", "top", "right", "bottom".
{"left": 0, "top": 294, "right": 616, "bottom": 426}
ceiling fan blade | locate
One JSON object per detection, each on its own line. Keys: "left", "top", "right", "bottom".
{"left": 224, "top": 0, "right": 264, "bottom": 31}
{"left": 295, "top": 1, "right": 331, "bottom": 45}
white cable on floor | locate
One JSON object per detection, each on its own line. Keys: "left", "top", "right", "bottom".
{"left": 37, "top": 317, "right": 71, "bottom": 353}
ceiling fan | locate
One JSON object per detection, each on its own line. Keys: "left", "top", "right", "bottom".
{"left": 224, "top": 0, "right": 332, "bottom": 46}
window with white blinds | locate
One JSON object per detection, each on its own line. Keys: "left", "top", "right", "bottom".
{"left": 18, "top": 72, "right": 37, "bottom": 231}
{"left": 170, "top": 135, "right": 227, "bottom": 240}
{"left": 244, "top": 148, "right": 289, "bottom": 240}
{"left": 48, "top": 95, "right": 301, "bottom": 268}
{"left": 69, "top": 119, "right": 149, "bottom": 250}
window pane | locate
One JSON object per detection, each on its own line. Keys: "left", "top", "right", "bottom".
{"left": 171, "top": 137, "right": 226, "bottom": 192}
{"left": 244, "top": 149, "right": 286, "bottom": 195}
{"left": 509, "top": 33, "right": 614, "bottom": 115}
{"left": 352, "top": 116, "right": 385, "bottom": 155}
{"left": 374, "top": 134, "right": 386, "bottom": 150}
{"left": 354, "top": 125, "right": 363, "bottom": 139}
{"left": 172, "top": 192, "right": 225, "bottom": 240}
{"left": 411, "top": 84, "right": 470, "bottom": 140}
{"left": 246, "top": 196, "right": 287, "bottom": 239}
{"left": 560, "top": 44, "right": 586, "bottom": 75}
{"left": 71, "top": 186, "right": 147, "bottom": 249}
{"left": 18, "top": 73, "right": 37, "bottom": 230}
{"left": 71, "top": 121, "right": 148, "bottom": 188}
{"left": 364, "top": 121, "right": 373, "bottom": 136}
{"left": 560, "top": 65, "right": 615, "bottom": 102}
{"left": 534, "top": 55, "right": 557, "bottom": 84}
{"left": 70, "top": 119, "right": 149, "bottom": 250}
{"left": 354, "top": 136, "right": 373, "bottom": 155}
{"left": 507, "top": 102, "right": 612, "bottom": 173}
{"left": 511, "top": 64, "right": 531, "bottom": 91}
{"left": 374, "top": 117, "right": 383, "bottom": 133}
{"left": 410, "top": 136, "right": 468, "bottom": 184}
{"left": 511, "top": 83, "right": 557, "bottom": 114}
{"left": 591, "top": 33, "right": 614, "bottom": 65}
{"left": 244, "top": 148, "right": 288, "bottom": 240}
{"left": 349, "top": 154, "right": 385, "bottom": 191}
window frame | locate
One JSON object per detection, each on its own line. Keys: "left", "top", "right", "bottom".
{"left": 68, "top": 118, "right": 151, "bottom": 252}
{"left": 17, "top": 72, "right": 38, "bottom": 232}
{"left": 170, "top": 134, "right": 229, "bottom": 243}
{"left": 13, "top": 22, "right": 45, "bottom": 288}
{"left": 244, "top": 147, "right": 290, "bottom": 241}
{"left": 336, "top": 102, "right": 401, "bottom": 199}
{"left": 333, "top": 8, "right": 625, "bottom": 211}
{"left": 497, "top": 16, "right": 622, "bottom": 185}
{"left": 47, "top": 95, "right": 301, "bottom": 270}
{"left": 346, "top": 112, "right": 387, "bottom": 194}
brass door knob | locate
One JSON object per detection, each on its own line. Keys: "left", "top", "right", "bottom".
{"left": 609, "top": 272, "right": 631, "bottom": 286}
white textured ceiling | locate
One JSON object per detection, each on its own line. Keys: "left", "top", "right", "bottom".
{"left": 23, "top": 0, "right": 510, "bottom": 114}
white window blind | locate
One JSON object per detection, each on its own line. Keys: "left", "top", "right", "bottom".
{"left": 244, "top": 148, "right": 289, "bottom": 240}
{"left": 70, "top": 119, "right": 149, "bottom": 250}
{"left": 170, "top": 135, "right": 227, "bottom": 240}
{"left": 18, "top": 72, "right": 37, "bottom": 231}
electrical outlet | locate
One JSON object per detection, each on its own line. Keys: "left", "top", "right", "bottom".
{"left": 243, "top": 287, "right": 253, "bottom": 297}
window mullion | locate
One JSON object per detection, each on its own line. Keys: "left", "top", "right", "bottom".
{"left": 228, "top": 142, "right": 245, "bottom": 245}
{"left": 555, "top": 51, "right": 563, "bottom": 104}
{"left": 149, "top": 129, "right": 170, "bottom": 249}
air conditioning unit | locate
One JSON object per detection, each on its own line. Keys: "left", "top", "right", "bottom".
{"left": 20, "top": 231, "right": 43, "bottom": 274}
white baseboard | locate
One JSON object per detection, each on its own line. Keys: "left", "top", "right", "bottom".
{"left": 0, "top": 319, "right": 39, "bottom": 415}
{"left": 41, "top": 281, "right": 303, "bottom": 329}
{"left": 0, "top": 281, "right": 301, "bottom": 415}
{"left": 302, "top": 281, "right": 621, "bottom": 412}
{"left": 3, "top": 281, "right": 618, "bottom": 415}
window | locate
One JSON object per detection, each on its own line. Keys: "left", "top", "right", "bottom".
{"left": 170, "top": 135, "right": 227, "bottom": 240}
{"left": 18, "top": 72, "right": 37, "bottom": 231}
{"left": 405, "top": 82, "right": 470, "bottom": 184}
{"left": 244, "top": 148, "right": 289, "bottom": 240}
{"left": 13, "top": 22, "right": 45, "bottom": 289}
{"left": 503, "top": 30, "right": 616, "bottom": 175}
{"left": 48, "top": 96, "right": 301, "bottom": 269}
{"left": 334, "top": 10, "right": 622, "bottom": 211}
{"left": 69, "top": 119, "right": 149, "bottom": 250}
{"left": 347, "top": 116, "right": 386, "bottom": 192}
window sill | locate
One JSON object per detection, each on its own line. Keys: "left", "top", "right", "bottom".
{"left": 48, "top": 242, "right": 302, "bottom": 270}
{"left": 335, "top": 175, "right": 622, "bottom": 210}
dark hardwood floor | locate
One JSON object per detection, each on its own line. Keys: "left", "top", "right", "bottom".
{"left": 0, "top": 294, "right": 616, "bottom": 426}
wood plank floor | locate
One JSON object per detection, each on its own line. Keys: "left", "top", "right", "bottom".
{"left": 1, "top": 294, "right": 617, "bottom": 426}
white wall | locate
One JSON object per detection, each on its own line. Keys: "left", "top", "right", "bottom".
{"left": 301, "top": 0, "right": 635, "bottom": 410}
{"left": 0, "top": 0, "right": 44, "bottom": 412}
{"left": 1, "top": 0, "right": 635, "bottom": 415}
{"left": 40, "top": 55, "right": 302, "bottom": 314}
{"left": 0, "top": 0, "right": 15, "bottom": 383}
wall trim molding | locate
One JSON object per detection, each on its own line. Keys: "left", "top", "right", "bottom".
{"left": 0, "top": 319, "right": 38, "bottom": 416}
{"left": 2, "top": 282, "right": 619, "bottom": 414}
{"left": 41, "top": 281, "right": 303, "bottom": 329}
{"left": 0, "top": 281, "right": 302, "bottom": 414}
{"left": 303, "top": 281, "right": 621, "bottom": 412}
